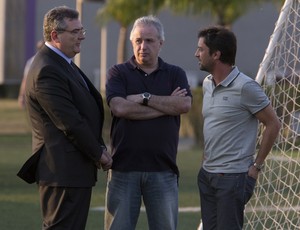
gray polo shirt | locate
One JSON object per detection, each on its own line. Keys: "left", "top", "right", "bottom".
{"left": 202, "top": 67, "right": 270, "bottom": 173}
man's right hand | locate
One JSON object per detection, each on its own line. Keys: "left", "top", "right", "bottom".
{"left": 98, "top": 149, "right": 113, "bottom": 171}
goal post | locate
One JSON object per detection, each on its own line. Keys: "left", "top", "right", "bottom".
{"left": 255, "top": 0, "right": 293, "bottom": 85}
{"left": 245, "top": 0, "right": 300, "bottom": 229}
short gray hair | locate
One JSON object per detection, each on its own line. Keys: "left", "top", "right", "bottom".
{"left": 130, "top": 15, "right": 165, "bottom": 41}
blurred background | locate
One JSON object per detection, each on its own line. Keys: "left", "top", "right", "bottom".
{"left": 0, "top": 0, "right": 283, "bottom": 97}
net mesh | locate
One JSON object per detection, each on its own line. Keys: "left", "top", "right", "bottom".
{"left": 245, "top": 0, "right": 300, "bottom": 229}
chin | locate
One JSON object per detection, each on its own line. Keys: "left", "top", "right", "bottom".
{"left": 140, "top": 57, "right": 148, "bottom": 62}
{"left": 200, "top": 66, "right": 208, "bottom": 72}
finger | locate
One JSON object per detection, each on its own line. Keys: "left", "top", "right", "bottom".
{"left": 171, "top": 87, "right": 181, "bottom": 95}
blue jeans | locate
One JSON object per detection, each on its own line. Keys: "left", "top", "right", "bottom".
{"left": 197, "top": 168, "right": 256, "bottom": 230}
{"left": 105, "top": 170, "right": 178, "bottom": 230}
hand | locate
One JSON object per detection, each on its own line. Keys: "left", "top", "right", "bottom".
{"left": 171, "top": 87, "right": 187, "bottom": 97}
{"left": 248, "top": 165, "right": 260, "bottom": 180}
{"left": 98, "top": 149, "right": 113, "bottom": 171}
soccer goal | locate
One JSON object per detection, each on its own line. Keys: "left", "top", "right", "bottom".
{"left": 245, "top": 0, "right": 300, "bottom": 229}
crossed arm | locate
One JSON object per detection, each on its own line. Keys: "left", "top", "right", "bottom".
{"left": 109, "top": 87, "right": 192, "bottom": 120}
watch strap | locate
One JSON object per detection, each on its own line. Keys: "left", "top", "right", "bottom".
{"left": 253, "top": 162, "right": 264, "bottom": 171}
{"left": 143, "top": 97, "right": 149, "bottom": 106}
{"left": 142, "top": 92, "right": 151, "bottom": 106}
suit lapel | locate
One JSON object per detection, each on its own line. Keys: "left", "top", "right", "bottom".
{"left": 66, "top": 63, "right": 89, "bottom": 91}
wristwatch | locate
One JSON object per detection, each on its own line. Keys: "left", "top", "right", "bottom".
{"left": 253, "top": 162, "right": 264, "bottom": 171}
{"left": 142, "top": 92, "right": 151, "bottom": 106}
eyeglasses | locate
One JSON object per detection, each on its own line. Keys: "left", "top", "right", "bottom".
{"left": 56, "top": 28, "right": 87, "bottom": 36}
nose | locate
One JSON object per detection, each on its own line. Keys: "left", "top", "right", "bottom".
{"left": 78, "top": 29, "right": 86, "bottom": 39}
{"left": 79, "top": 33, "right": 85, "bottom": 40}
{"left": 140, "top": 40, "right": 147, "bottom": 49}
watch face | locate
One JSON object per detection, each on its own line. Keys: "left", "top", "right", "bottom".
{"left": 142, "top": 92, "right": 151, "bottom": 105}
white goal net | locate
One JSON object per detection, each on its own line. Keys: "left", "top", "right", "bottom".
{"left": 245, "top": 0, "right": 300, "bottom": 229}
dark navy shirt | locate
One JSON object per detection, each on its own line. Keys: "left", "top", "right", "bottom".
{"left": 106, "top": 56, "right": 192, "bottom": 175}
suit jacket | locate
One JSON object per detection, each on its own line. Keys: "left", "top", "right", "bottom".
{"left": 17, "top": 45, "right": 105, "bottom": 187}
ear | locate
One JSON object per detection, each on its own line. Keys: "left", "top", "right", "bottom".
{"left": 51, "top": 30, "right": 60, "bottom": 43}
{"left": 159, "top": 39, "right": 164, "bottom": 47}
{"left": 158, "top": 40, "right": 164, "bottom": 53}
{"left": 213, "top": 50, "right": 221, "bottom": 60}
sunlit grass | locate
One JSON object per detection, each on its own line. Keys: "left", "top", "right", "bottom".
{"left": 0, "top": 99, "right": 202, "bottom": 229}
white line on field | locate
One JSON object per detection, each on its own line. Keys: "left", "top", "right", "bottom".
{"left": 91, "top": 205, "right": 300, "bottom": 213}
{"left": 90, "top": 206, "right": 201, "bottom": 212}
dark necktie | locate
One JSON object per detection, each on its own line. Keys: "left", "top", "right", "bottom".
{"left": 70, "top": 61, "right": 89, "bottom": 91}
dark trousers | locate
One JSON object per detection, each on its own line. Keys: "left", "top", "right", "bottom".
{"left": 197, "top": 168, "right": 256, "bottom": 230}
{"left": 39, "top": 186, "right": 92, "bottom": 230}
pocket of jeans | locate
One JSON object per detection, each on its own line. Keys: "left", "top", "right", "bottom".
{"left": 244, "top": 175, "right": 257, "bottom": 204}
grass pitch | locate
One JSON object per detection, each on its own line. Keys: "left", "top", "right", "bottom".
{"left": 0, "top": 99, "right": 202, "bottom": 229}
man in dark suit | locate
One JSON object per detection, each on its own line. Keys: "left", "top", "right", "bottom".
{"left": 17, "top": 6, "right": 112, "bottom": 229}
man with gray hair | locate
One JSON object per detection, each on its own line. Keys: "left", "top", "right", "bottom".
{"left": 105, "top": 15, "right": 192, "bottom": 230}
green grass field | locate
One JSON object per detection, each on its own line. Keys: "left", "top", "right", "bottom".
{"left": 0, "top": 99, "right": 202, "bottom": 229}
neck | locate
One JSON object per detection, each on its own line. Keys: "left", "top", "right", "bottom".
{"left": 211, "top": 65, "right": 233, "bottom": 85}
{"left": 136, "top": 61, "right": 158, "bottom": 74}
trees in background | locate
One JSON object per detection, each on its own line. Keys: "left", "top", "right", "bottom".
{"left": 166, "top": 0, "right": 283, "bottom": 28}
{"left": 97, "top": 0, "right": 284, "bottom": 63}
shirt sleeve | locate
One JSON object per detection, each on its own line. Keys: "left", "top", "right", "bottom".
{"left": 106, "top": 64, "right": 127, "bottom": 104}
{"left": 173, "top": 66, "right": 192, "bottom": 97}
{"left": 241, "top": 80, "right": 270, "bottom": 114}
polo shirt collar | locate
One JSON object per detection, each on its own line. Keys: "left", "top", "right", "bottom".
{"left": 219, "top": 66, "right": 240, "bottom": 87}
{"left": 128, "top": 55, "right": 165, "bottom": 70}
